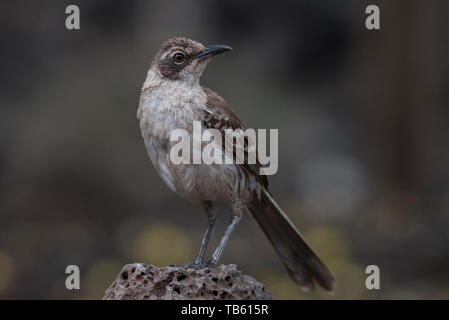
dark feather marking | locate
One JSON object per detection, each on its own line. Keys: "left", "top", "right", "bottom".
{"left": 154, "top": 37, "right": 205, "bottom": 81}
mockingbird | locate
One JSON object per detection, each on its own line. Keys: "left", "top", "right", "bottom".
{"left": 137, "top": 37, "right": 336, "bottom": 291}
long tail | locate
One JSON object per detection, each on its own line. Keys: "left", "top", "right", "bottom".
{"left": 248, "top": 188, "right": 336, "bottom": 292}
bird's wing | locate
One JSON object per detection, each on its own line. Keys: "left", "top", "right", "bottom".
{"left": 201, "top": 86, "right": 269, "bottom": 189}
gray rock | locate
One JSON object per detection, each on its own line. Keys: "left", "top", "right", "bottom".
{"left": 103, "top": 263, "right": 272, "bottom": 300}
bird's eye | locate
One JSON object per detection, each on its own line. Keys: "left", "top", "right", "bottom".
{"left": 173, "top": 52, "right": 186, "bottom": 64}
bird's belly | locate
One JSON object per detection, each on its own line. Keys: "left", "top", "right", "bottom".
{"left": 145, "top": 136, "right": 253, "bottom": 203}
{"left": 139, "top": 87, "right": 256, "bottom": 205}
{"left": 174, "top": 164, "right": 234, "bottom": 202}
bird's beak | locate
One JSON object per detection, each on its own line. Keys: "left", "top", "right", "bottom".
{"left": 194, "top": 45, "right": 232, "bottom": 60}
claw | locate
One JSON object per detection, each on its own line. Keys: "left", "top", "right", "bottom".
{"left": 205, "top": 260, "right": 216, "bottom": 268}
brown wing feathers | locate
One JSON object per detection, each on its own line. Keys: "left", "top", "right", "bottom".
{"left": 202, "top": 86, "right": 269, "bottom": 188}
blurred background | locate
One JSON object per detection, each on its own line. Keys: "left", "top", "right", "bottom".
{"left": 1, "top": 0, "right": 448, "bottom": 299}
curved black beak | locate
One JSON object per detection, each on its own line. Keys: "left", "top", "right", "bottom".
{"left": 195, "top": 45, "right": 232, "bottom": 60}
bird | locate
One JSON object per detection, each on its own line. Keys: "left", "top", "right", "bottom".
{"left": 137, "top": 37, "right": 336, "bottom": 292}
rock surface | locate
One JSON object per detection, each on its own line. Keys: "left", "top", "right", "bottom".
{"left": 103, "top": 263, "right": 272, "bottom": 300}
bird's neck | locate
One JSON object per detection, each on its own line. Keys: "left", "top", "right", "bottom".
{"left": 142, "top": 69, "right": 201, "bottom": 92}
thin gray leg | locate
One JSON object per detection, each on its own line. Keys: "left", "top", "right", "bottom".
{"left": 207, "top": 213, "right": 242, "bottom": 266}
{"left": 194, "top": 201, "right": 217, "bottom": 266}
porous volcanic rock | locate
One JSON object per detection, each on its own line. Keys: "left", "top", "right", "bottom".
{"left": 103, "top": 263, "right": 272, "bottom": 300}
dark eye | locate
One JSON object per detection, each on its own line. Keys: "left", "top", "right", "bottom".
{"left": 173, "top": 52, "right": 186, "bottom": 64}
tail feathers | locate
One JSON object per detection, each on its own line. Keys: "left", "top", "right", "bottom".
{"left": 248, "top": 189, "right": 336, "bottom": 292}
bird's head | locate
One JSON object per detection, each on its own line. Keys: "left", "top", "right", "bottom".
{"left": 150, "top": 37, "right": 232, "bottom": 85}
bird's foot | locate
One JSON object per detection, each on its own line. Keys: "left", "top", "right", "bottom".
{"left": 172, "top": 262, "right": 207, "bottom": 269}
{"left": 205, "top": 259, "right": 217, "bottom": 268}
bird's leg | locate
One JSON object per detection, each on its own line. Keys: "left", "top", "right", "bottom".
{"left": 194, "top": 201, "right": 217, "bottom": 266}
{"left": 207, "top": 212, "right": 242, "bottom": 267}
